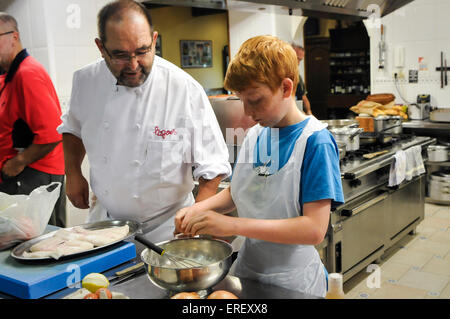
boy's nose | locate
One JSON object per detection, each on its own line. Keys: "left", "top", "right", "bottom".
{"left": 243, "top": 104, "right": 253, "bottom": 117}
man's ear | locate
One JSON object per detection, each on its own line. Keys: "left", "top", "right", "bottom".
{"left": 281, "top": 78, "right": 294, "bottom": 98}
{"left": 94, "top": 38, "right": 105, "bottom": 58}
{"left": 12, "top": 31, "right": 19, "bottom": 43}
{"left": 152, "top": 31, "right": 158, "bottom": 51}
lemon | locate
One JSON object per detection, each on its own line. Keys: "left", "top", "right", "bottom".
{"left": 81, "top": 273, "right": 110, "bottom": 293}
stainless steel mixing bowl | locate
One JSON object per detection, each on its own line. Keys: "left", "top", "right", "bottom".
{"left": 141, "top": 237, "right": 233, "bottom": 292}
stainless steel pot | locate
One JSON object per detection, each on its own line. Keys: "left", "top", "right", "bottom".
{"left": 330, "top": 127, "right": 364, "bottom": 152}
{"left": 141, "top": 237, "right": 233, "bottom": 293}
{"left": 429, "top": 171, "right": 450, "bottom": 202}
{"left": 427, "top": 145, "right": 450, "bottom": 162}
{"left": 373, "top": 115, "right": 402, "bottom": 134}
{"left": 360, "top": 133, "right": 393, "bottom": 146}
{"left": 337, "top": 141, "right": 346, "bottom": 160}
{"left": 322, "top": 119, "right": 358, "bottom": 130}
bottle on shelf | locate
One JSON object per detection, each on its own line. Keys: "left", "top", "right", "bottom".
{"left": 346, "top": 81, "right": 352, "bottom": 94}
{"left": 363, "top": 85, "right": 369, "bottom": 94}
{"left": 335, "top": 80, "right": 341, "bottom": 95}
{"left": 325, "top": 273, "right": 346, "bottom": 299}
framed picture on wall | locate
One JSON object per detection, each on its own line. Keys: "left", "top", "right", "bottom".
{"left": 180, "top": 40, "right": 212, "bottom": 68}
{"left": 155, "top": 35, "right": 162, "bottom": 57}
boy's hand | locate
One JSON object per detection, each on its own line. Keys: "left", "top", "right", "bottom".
{"left": 181, "top": 210, "right": 236, "bottom": 237}
{"left": 174, "top": 206, "right": 198, "bottom": 235}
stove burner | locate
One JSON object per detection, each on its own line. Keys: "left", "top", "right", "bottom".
{"left": 340, "top": 133, "right": 415, "bottom": 163}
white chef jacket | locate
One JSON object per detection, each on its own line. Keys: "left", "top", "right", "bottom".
{"left": 58, "top": 56, "right": 231, "bottom": 225}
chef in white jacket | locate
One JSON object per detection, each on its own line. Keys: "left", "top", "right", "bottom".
{"left": 57, "top": 0, "right": 231, "bottom": 243}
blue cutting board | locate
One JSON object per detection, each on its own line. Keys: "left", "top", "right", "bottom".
{"left": 0, "top": 228, "right": 136, "bottom": 299}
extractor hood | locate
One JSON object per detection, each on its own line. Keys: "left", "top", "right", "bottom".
{"left": 142, "top": 0, "right": 415, "bottom": 20}
{"left": 228, "top": 0, "right": 416, "bottom": 20}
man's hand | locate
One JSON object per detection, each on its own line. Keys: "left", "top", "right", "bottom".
{"left": 195, "top": 176, "right": 222, "bottom": 202}
{"left": 1, "top": 157, "right": 26, "bottom": 178}
{"left": 1, "top": 142, "right": 61, "bottom": 178}
{"left": 66, "top": 173, "right": 90, "bottom": 209}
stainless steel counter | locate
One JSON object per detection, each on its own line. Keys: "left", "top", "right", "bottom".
{"left": 403, "top": 119, "right": 450, "bottom": 130}
{"left": 402, "top": 120, "right": 450, "bottom": 139}
{"left": 42, "top": 240, "right": 320, "bottom": 299}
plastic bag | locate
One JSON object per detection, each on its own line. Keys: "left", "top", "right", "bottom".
{"left": 0, "top": 182, "right": 61, "bottom": 250}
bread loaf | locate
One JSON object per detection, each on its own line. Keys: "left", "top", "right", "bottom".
{"left": 366, "top": 93, "right": 395, "bottom": 105}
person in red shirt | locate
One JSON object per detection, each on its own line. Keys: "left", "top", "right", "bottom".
{"left": 0, "top": 13, "right": 66, "bottom": 227}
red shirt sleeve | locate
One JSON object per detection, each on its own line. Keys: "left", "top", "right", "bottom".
{"left": 16, "top": 67, "right": 62, "bottom": 145}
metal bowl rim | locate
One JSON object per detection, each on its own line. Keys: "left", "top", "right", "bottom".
{"left": 140, "top": 237, "right": 234, "bottom": 269}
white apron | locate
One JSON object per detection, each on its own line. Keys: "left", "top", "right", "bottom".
{"left": 230, "top": 116, "right": 328, "bottom": 297}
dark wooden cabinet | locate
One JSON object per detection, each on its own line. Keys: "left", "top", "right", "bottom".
{"left": 304, "top": 24, "right": 370, "bottom": 119}
{"left": 304, "top": 37, "right": 330, "bottom": 120}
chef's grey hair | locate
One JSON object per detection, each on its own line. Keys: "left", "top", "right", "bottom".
{"left": 97, "top": 0, "right": 153, "bottom": 43}
{"left": 0, "top": 13, "right": 19, "bottom": 32}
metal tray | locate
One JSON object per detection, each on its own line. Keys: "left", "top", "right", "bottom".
{"left": 10, "top": 220, "right": 141, "bottom": 262}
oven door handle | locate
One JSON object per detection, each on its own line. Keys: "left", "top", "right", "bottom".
{"left": 340, "top": 193, "right": 389, "bottom": 217}
{"left": 342, "top": 157, "right": 394, "bottom": 180}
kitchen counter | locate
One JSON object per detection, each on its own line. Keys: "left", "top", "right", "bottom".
{"left": 402, "top": 120, "right": 450, "bottom": 138}
{"left": 51, "top": 239, "right": 320, "bottom": 299}
{"left": 0, "top": 239, "right": 321, "bottom": 299}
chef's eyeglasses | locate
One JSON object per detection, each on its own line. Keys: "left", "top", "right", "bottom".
{"left": 102, "top": 43, "right": 152, "bottom": 65}
{"left": 0, "top": 31, "right": 15, "bottom": 37}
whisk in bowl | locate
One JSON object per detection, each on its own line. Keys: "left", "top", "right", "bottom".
{"left": 135, "top": 235, "right": 204, "bottom": 268}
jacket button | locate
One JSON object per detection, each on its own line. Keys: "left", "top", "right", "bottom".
{"left": 133, "top": 195, "right": 139, "bottom": 199}
{"left": 103, "top": 156, "right": 108, "bottom": 164}
{"left": 104, "top": 122, "right": 110, "bottom": 129}
{"left": 135, "top": 123, "right": 141, "bottom": 130}
{"left": 132, "top": 160, "right": 141, "bottom": 166}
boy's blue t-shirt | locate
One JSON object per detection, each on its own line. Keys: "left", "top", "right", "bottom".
{"left": 233, "top": 118, "right": 344, "bottom": 212}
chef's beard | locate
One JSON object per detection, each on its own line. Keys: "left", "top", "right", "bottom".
{"left": 117, "top": 65, "right": 150, "bottom": 87}
{"left": 105, "top": 59, "right": 152, "bottom": 88}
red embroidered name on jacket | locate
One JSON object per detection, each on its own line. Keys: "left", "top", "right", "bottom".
{"left": 154, "top": 126, "right": 177, "bottom": 139}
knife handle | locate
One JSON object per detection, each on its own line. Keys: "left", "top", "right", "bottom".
{"left": 115, "top": 262, "right": 144, "bottom": 277}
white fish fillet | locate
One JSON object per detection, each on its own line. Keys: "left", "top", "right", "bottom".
{"left": 82, "top": 226, "right": 129, "bottom": 246}
{"left": 29, "top": 235, "right": 64, "bottom": 252}
{"left": 56, "top": 240, "right": 94, "bottom": 255}
{"left": 54, "top": 229, "right": 86, "bottom": 241}
{"left": 23, "top": 250, "right": 60, "bottom": 259}
{"left": 23, "top": 225, "right": 129, "bottom": 259}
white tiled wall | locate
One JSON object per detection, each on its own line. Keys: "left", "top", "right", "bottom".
{"left": 1, "top": 0, "right": 110, "bottom": 226}
{"left": 368, "top": 0, "right": 450, "bottom": 107}
{"left": 227, "top": 7, "right": 307, "bottom": 87}
{"left": 1, "top": 0, "right": 109, "bottom": 99}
